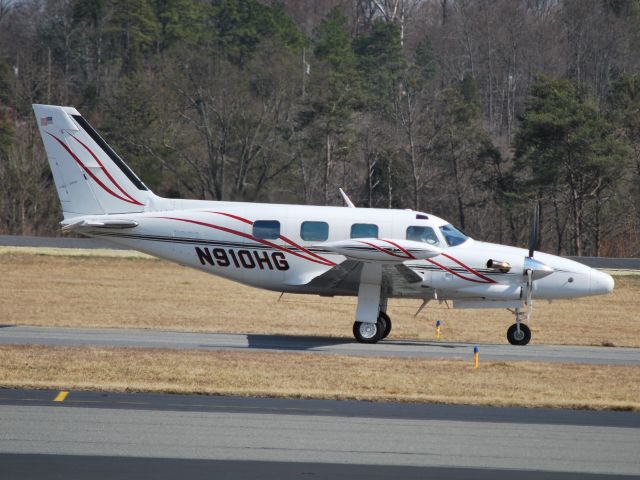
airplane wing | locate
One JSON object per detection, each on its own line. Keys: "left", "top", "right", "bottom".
{"left": 288, "top": 238, "right": 433, "bottom": 297}
{"left": 300, "top": 260, "right": 423, "bottom": 297}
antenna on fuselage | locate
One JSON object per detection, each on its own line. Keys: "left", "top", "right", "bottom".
{"left": 339, "top": 188, "right": 356, "bottom": 208}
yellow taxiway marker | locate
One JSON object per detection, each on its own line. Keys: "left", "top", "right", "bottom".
{"left": 53, "top": 391, "right": 69, "bottom": 402}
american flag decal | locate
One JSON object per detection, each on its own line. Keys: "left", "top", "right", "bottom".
{"left": 40, "top": 116, "right": 53, "bottom": 126}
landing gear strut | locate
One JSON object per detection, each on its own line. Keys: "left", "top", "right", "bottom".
{"left": 353, "top": 312, "right": 392, "bottom": 344}
{"left": 507, "top": 308, "right": 531, "bottom": 345}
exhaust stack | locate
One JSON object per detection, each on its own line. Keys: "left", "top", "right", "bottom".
{"left": 486, "top": 259, "right": 511, "bottom": 273}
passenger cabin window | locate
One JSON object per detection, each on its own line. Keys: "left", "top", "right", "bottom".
{"left": 406, "top": 226, "right": 440, "bottom": 246}
{"left": 351, "top": 223, "right": 379, "bottom": 239}
{"left": 300, "top": 221, "right": 329, "bottom": 241}
{"left": 439, "top": 224, "right": 469, "bottom": 246}
{"left": 253, "top": 220, "right": 280, "bottom": 239}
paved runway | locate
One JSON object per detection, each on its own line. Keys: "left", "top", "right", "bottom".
{"left": 0, "top": 389, "right": 638, "bottom": 479}
{"left": 1, "top": 325, "right": 639, "bottom": 364}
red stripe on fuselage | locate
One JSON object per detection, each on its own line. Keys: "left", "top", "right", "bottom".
{"left": 278, "top": 234, "right": 336, "bottom": 265}
{"left": 440, "top": 253, "right": 496, "bottom": 283}
{"left": 157, "top": 216, "right": 336, "bottom": 267}
{"left": 206, "top": 211, "right": 335, "bottom": 266}
{"left": 427, "top": 258, "right": 490, "bottom": 284}
{"left": 207, "top": 211, "right": 253, "bottom": 225}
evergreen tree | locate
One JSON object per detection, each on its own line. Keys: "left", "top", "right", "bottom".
{"left": 300, "top": 7, "right": 362, "bottom": 204}
{"left": 106, "top": 0, "right": 160, "bottom": 76}
{"left": 608, "top": 74, "right": 640, "bottom": 245}
{"left": 515, "top": 76, "right": 627, "bottom": 255}
{"left": 154, "top": 0, "right": 209, "bottom": 51}
{"left": 211, "top": 0, "right": 304, "bottom": 65}
{"left": 354, "top": 19, "right": 404, "bottom": 115}
{"left": 433, "top": 76, "right": 490, "bottom": 231}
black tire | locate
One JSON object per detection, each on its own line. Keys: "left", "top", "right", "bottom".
{"left": 507, "top": 323, "right": 531, "bottom": 346}
{"left": 379, "top": 311, "right": 392, "bottom": 339}
{"left": 353, "top": 321, "right": 382, "bottom": 344}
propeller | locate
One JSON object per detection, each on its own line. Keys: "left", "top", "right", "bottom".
{"left": 528, "top": 203, "right": 539, "bottom": 258}
{"left": 522, "top": 203, "right": 553, "bottom": 323}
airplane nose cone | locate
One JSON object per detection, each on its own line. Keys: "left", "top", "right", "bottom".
{"left": 590, "top": 269, "right": 615, "bottom": 295}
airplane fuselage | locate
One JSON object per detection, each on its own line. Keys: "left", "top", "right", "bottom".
{"left": 78, "top": 200, "right": 614, "bottom": 305}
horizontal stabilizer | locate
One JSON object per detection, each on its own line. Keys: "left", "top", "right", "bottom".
{"left": 61, "top": 219, "right": 139, "bottom": 232}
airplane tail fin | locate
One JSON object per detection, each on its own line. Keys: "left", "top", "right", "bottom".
{"left": 33, "top": 104, "right": 153, "bottom": 219}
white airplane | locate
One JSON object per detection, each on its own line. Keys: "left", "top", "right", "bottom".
{"left": 33, "top": 104, "right": 615, "bottom": 345}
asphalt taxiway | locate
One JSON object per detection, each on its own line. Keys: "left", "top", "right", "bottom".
{"left": 1, "top": 325, "right": 639, "bottom": 364}
{"left": 0, "top": 389, "right": 639, "bottom": 479}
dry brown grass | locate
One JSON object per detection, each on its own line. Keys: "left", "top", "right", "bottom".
{"left": 1, "top": 345, "right": 638, "bottom": 410}
{"left": 1, "top": 251, "right": 639, "bottom": 347}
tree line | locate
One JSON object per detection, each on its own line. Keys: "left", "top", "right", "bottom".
{"left": 0, "top": 0, "right": 639, "bottom": 257}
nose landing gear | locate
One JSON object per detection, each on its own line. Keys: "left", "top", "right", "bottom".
{"left": 507, "top": 322, "right": 531, "bottom": 345}
{"left": 507, "top": 308, "right": 531, "bottom": 345}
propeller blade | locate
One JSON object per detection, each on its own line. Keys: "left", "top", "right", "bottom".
{"left": 525, "top": 269, "right": 533, "bottom": 322}
{"left": 528, "top": 203, "right": 540, "bottom": 258}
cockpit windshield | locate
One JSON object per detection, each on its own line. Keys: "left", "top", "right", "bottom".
{"left": 439, "top": 224, "right": 469, "bottom": 246}
{"left": 406, "top": 226, "right": 440, "bottom": 246}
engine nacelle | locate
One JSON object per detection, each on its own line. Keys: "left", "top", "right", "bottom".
{"left": 316, "top": 238, "right": 441, "bottom": 263}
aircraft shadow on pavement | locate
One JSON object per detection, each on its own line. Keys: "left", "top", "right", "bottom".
{"left": 245, "top": 334, "right": 354, "bottom": 351}
{"left": 196, "top": 333, "right": 354, "bottom": 352}
{"left": 199, "top": 333, "right": 468, "bottom": 352}
{"left": 383, "top": 340, "right": 460, "bottom": 349}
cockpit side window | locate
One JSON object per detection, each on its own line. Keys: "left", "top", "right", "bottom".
{"left": 406, "top": 226, "right": 440, "bottom": 246}
{"left": 439, "top": 224, "right": 469, "bottom": 246}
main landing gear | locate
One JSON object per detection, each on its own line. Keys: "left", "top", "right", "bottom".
{"left": 507, "top": 308, "right": 531, "bottom": 345}
{"left": 353, "top": 312, "right": 392, "bottom": 344}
